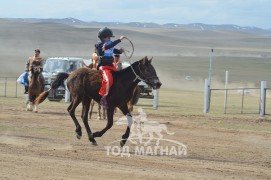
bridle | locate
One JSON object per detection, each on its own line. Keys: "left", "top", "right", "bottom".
{"left": 131, "top": 63, "right": 159, "bottom": 84}
{"left": 31, "top": 65, "right": 42, "bottom": 74}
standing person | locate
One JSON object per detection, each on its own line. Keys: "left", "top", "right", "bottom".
{"left": 95, "top": 27, "right": 124, "bottom": 108}
{"left": 24, "top": 49, "right": 45, "bottom": 94}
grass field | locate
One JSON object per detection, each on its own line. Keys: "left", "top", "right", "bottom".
{"left": 1, "top": 87, "right": 270, "bottom": 129}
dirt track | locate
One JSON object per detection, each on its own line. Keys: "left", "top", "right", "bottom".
{"left": 0, "top": 97, "right": 271, "bottom": 180}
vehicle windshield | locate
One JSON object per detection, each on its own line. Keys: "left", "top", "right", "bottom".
{"left": 43, "top": 59, "right": 69, "bottom": 73}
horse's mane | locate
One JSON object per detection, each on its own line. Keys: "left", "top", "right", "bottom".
{"left": 112, "top": 60, "right": 140, "bottom": 77}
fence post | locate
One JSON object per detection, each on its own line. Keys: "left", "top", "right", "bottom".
{"left": 204, "top": 79, "right": 210, "bottom": 113}
{"left": 224, "top": 70, "right": 229, "bottom": 114}
{"left": 64, "top": 80, "right": 70, "bottom": 103}
{"left": 153, "top": 89, "right": 159, "bottom": 110}
{"left": 260, "top": 81, "right": 267, "bottom": 117}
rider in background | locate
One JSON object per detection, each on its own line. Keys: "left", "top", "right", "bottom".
{"left": 95, "top": 27, "right": 124, "bottom": 108}
{"left": 113, "top": 54, "right": 122, "bottom": 70}
{"left": 24, "top": 49, "right": 45, "bottom": 94}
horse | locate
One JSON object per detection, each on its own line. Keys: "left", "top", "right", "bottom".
{"left": 87, "top": 62, "right": 141, "bottom": 120}
{"left": 35, "top": 56, "right": 161, "bottom": 146}
{"left": 26, "top": 61, "right": 44, "bottom": 112}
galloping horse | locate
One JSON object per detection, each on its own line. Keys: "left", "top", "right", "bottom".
{"left": 88, "top": 61, "right": 141, "bottom": 120}
{"left": 27, "top": 61, "right": 44, "bottom": 112}
{"left": 35, "top": 57, "right": 161, "bottom": 146}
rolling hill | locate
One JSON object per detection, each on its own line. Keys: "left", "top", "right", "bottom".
{"left": 1, "top": 18, "right": 271, "bottom": 88}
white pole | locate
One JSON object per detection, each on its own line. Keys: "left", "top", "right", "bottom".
{"left": 153, "top": 89, "right": 159, "bottom": 110}
{"left": 204, "top": 79, "right": 210, "bottom": 113}
{"left": 260, "top": 81, "right": 267, "bottom": 117}
{"left": 224, "top": 71, "right": 229, "bottom": 114}
{"left": 64, "top": 80, "right": 70, "bottom": 103}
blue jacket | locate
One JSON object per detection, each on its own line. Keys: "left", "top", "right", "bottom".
{"left": 95, "top": 39, "right": 122, "bottom": 68}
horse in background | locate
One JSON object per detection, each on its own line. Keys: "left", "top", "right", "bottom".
{"left": 89, "top": 85, "right": 141, "bottom": 120}
{"left": 26, "top": 61, "right": 44, "bottom": 112}
{"left": 35, "top": 57, "right": 161, "bottom": 147}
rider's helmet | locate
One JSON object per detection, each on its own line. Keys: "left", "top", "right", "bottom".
{"left": 98, "top": 27, "right": 115, "bottom": 39}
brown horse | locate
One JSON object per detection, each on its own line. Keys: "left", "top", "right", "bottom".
{"left": 87, "top": 62, "right": 140, "bottom": 120}
{"left": 26, "top": 61, "right": 44, "bottom": 112}
{"left": 35, "top": 57, "right": 161, "bottom": 146}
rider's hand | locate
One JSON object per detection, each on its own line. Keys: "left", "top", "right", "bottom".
{"left": 120, "top": 36, "right": 125, "bottom": 41}
{"left": 120, "top": 48, "right": 125, "bottom": 53}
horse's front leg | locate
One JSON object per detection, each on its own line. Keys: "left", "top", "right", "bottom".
{"left": 92, "top": 107, "right": 114, "bottom": 138}
{"left": 118, "top": 103, "right": 133, "bottom": 147}
{"left": 33, "top": 94, "right": 39, "bottom": 113}
{"left": 33, "top": 104, "right": 38, "bottom": 113}
{"left": 26, "top": 94, "right": 33, "bottom": 111}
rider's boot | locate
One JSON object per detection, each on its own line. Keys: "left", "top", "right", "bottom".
{"left": 24, "top": 86, "right": 28, "bottom": 94}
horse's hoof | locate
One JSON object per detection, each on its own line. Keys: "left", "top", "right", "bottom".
{"left": 34, "top": 110, "right": 38, "bottom": 113}
{"left": 76, "top": 134, "right": 82, "bottom": 139}
{"left": 97, "top": 116, "right": 101, "bottom": 120}
{"left": 92, "top": 141, "right": 98, "bottom": 146}
{"left": 120, "top": 140, "right": 126, "bottom": 147}
{"left": 89, "top": 134, "right": 97, "bottom": 145}
{"left": 76, "top": 135, "right": 81, "bottom": 139}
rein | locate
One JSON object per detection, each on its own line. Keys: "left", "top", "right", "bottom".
{"left": 123, "top": 37, "right": 144, "bottom": 82}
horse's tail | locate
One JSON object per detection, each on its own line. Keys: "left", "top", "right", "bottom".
{"left": 34, "top": 73, "right": 69, "bottom": 105}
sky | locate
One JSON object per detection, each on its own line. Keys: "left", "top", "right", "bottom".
{"left": 0, "top": 0, "right": 270, "bottom": 29}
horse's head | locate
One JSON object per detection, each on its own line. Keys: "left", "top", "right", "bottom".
{"left": 137, "top": 57, "right": 162, "bottom": 89}
{"left": 31, "top": 61, "right": 43, "bottom": 75}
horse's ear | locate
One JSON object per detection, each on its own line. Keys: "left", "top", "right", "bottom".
{"left": 149, "top": 57, "right": 153, "bottom": 64}
{"left": 140, "top": 56, "right": 148, "bottom": 65}
{"left": 140, "top": 56, "right": 152, "bottom": 65}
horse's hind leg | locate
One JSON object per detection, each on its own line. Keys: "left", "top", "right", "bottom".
{"left": 68, "top": 96, "right": 82, "bottom": 139}
{"left": 81, "top": 97, "right": 97, "bottom": 145}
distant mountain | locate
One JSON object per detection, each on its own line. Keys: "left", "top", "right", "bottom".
{"left": 3, "top": 17, "right": 271, "bottom": 35}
